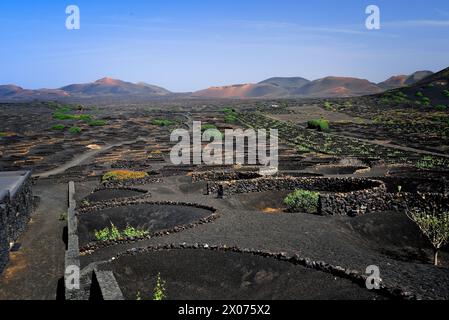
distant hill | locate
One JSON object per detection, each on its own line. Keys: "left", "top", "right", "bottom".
{"left": 389, "top": 67, "right": 449, "bottom": 106}
{"left": 0, "top": 85, "right": 69, "bottom": 100}
{"left": 193, "top": 83, "right": 291, "bottom": 99}
{"left": 405, "top": 71, "right": 434, "bottom": 86}
{"left": 294, "top": 76, "right": 383, "bottom": 98}
{"left": 0, "top": 78, "right": 171, "bottom": 101}
{"left": 258, "top": 77, "right": 310, "bottom": 88}
{"left": 0, "top": 69, "right": 444, "bottom": 101}
{"left": 60, "top": 77, "right": 171, "bottom": 98}
{"left": 377, "top": 75, "right": 409, "bottom": 90}
{"left": 194, "top": 76, "right": 383, "bottom": 99}
{"left": 378, "top": 71, "right": 434, "bottom": 90}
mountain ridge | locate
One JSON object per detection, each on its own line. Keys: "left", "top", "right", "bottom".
{"left": 0, "top": 70, "right": 439, "bottom": 101}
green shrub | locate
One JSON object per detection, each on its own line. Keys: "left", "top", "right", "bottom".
{"left": 443, "top": 90, "right": 449, "bottom": 97}
{"left": 94, "top": 228, "right": 111, "bottom": 241}
{"left": 69, "top": 126, "right": 82, "bottom": 134}
{"left": 415, "top": 92, "right": 424, "bottom": 98}
{"left": 53, "top": 112, "right": 91, "bottom": 121}
{"left": 88, "top": 120, "right": 107, "bottom": 126}
{"left": 153, "top": 273, "right": 166, "bottom": 300}
{"left": 224, "top": 114, "right": 237, "bottom": 123}
{"left": 51, "top": 124, "right": 66, "bottom": 130}
{"left": 421, "top": 97, "right": 431, "bottom": 106}
{"left": 323, "top": 101, "right": 334, "bottom": 111}
{"left": 123, "top": 225, "right": 149, "bottom": 238}
{"left": 284, "top": 189, "right": 320, "bottom": 214}
{"left": 0, "top": 132, "right": 7, "bottom": 137}
{"left": 201, "top": 123, "right": 217, "bottom": 131}
{"left": 151, "top": 119, "right": 175, "bottom": 126}
{"left": 435, "top": 105, "right": 447, "bottom": 111}
{"left": 94, "top": 222, "right": 149, "bottom": 242}
{"left": 406, "top": 209, "right": 449, "bottom": 265}
{"left": 307, "top": 118, "right": 329, "bottom": 132}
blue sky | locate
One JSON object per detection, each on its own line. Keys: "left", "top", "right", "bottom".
{"left": 1, "top": 0, "right": 449, "bottom": 92}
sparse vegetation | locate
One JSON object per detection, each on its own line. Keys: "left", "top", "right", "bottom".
{"left": 416, "top": 156, "right": 446, "bottom": 169}
{"left": 202, "top": 123, "right": 223, "bottom": 139}
{"left": 151, "top": 119, "right": 175, "bottom": 126}
{"left": 421, "top": 97, "right": 431, "bottom": 106}
{"left": 51, "top": 124, "right": 66, "bottom": 130}
{"left": 201, "top": 123, "right": 218, "bottom": 131}
{"left": 284, "top": 189, "right": 320, "bottom": 214}
{"left": 0, "top": 132, "right": 7, "bottom": 137}
{"left": 323, "top": 101, "right": 334, "bottom": 111}
{"left": 53, "top": 112, "right": 92, "bottom": 121}
{"left": 297, "top": 145, "right": 310, "bottom": 153}
{"left": 435, "top": 105, "right": 447, "bottom": 111}
{"left": 69, "top": 126, "right": 82, "bottom": 134}
{"left": 153, "top": 273, "right": 166, "bottom": 300}
{"left": 58, "top": 212, "right": 67, "bottom": 221}
{"left": 415, "top": 92, "right": 424, "bottom": 98}
{"left": 406, "top": 209, "right": 449, "bottom": 266}
{"left": 307, "top": 118, "right": 329, "bottom": 132}
{"left": 102, "top": 170, "right": 149, "bottom": 182}
{"left": 88, "top": 120, "right": 108, "bottom": 126}
{"left": 223, "top": 107, "right": 238, "bottom": 123}
{"left": 443, "top": 90, "right": 449, "bottom": 97}
{"left": 94, "top": 222, "right": 149, "bottom": 242}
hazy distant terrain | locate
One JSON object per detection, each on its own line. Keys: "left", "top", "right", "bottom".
{"left": 0, "top": 70, "right": 435, "bottom": 101}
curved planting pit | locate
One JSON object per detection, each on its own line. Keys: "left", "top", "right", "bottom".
{"left": 83, "top": 188, "right": 149, "bottom": 203}
{"left": 99, "top": 247, "right": 389, "bottom": 300}
{"left": 77, "top": 201, "right": 218, "bottom": 251}
{"left": 218, "top": 177, "right": 387, "bottom": 216}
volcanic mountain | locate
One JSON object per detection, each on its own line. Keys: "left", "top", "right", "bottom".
{"left": 378, "top": 71, "right": 434, "bottom": 90}
{"left": 193, "top": 76, "right": 382, "bottom": 98}
{"left": 0, "top": 78, "right": 171, "bottom": 101}
{"left": 60, "top": 77, "right": 171, "bottom": 97}
{"left": 193, "top": 77, "right": 311, "bottom": 99}
{"left": 0, "top": 85, "right": 69, "bottom": 100}
{"left": 293, "top": 76, "right": 383, "bottom": 97}
{"left": 0, "top": 69, "right": 443, "bottom": 101}
{"left": 389, "top": 67, "right": 449, "bottom": 105}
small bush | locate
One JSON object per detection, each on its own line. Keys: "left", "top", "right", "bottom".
{"left": 284, "top": 189, "right": 320, "bottom": 214}
{"left": 153, "top": 273, "right": 166, "bottom": 300}
{"left": 421, "top": 97, "right": 431, "bottom": 106}
{"left": 406, "top": 209, "right": 449, "bottom": 265}
{"left": 224, "top": 114, "right": 238, "bottom": 123}
{"left": 52, "top": 124, "right": 66, "bottom": 130}
{"left": 123, "top": 225, "right": 149, "bottom": 238}
{"left": 435, "top": 105, "right": 447, "bottom": 111}
{"left": 151, "top": 119, "right": 175, "bottom": 126}
{"left": 442, "top": 90, "right": 449, "bottom": 97}
{"left": 102, "top": 170, "right": 148, "bottom": 182}
{"left": 69, "top": 126, "right": 82, "bottom": 134}
{"left": 307, "top": 118, "right": 329, "bottom": 132}
{"left": 0, "top": 132, "right": 7, "bottom": 137}
{"left": 94, "top": 222, "right": 149, "bottom": 242}
{"left": 88, "top": 120, "right": 107, "bottom": 126}
{"left": 323, "top": 101, "right": 334, "bottom": 111}
{"left": 53, "top": 112, "right": 92, "bottom": 121}
{"left": 94, "top": 227, "right": 111, "bottom": 241}
{"left": 201, "top": 123, "right": 217, "bottom": 131}
{"left": 415, "top": 92, "right": 423, "bottom": 98}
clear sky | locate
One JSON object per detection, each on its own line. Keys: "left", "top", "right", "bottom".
{"left": 1, "top": 0, "right": 449, "bottom": 92}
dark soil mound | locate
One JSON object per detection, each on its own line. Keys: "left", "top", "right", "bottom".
{"left": 346, "top": 211, "right": 448, "bottom": 264}
{"left": 102, "top": 249, "right": 387, "bottom": 300}
{"left": 85, "top": 188, "right": 147, "bottom": 203}
{"left": 78, "top": 204, "right": 215, "bottom": 245}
